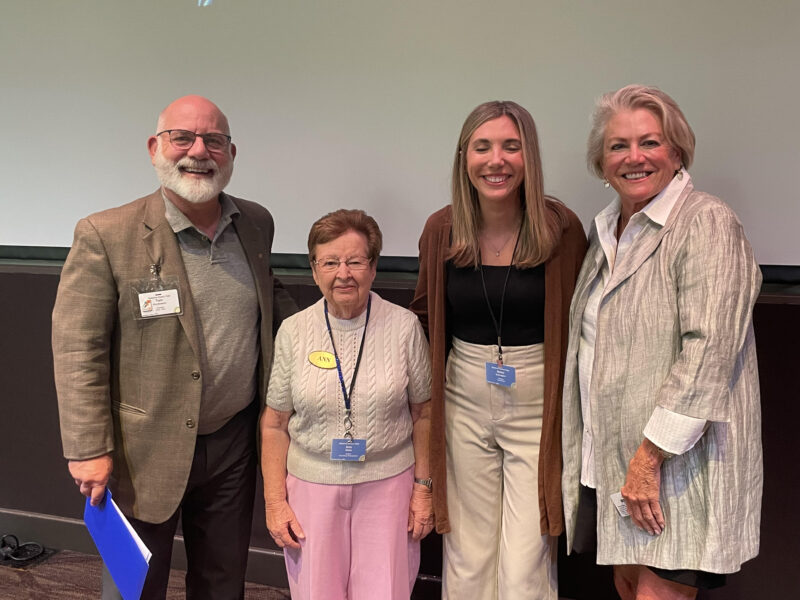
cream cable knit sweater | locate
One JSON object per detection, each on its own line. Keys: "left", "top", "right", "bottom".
{"left": 267, "top": 292, "right": 431, "bottom": 485}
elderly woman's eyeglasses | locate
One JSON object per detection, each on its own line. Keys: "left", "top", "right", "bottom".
{"left": 157, "top": 129, "right": 232, "bottom": 152}
{"left": 313, "top": 257, "right": 372, "bottom": 272}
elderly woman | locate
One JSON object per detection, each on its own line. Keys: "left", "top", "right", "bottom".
{"left": 411, "top": 101, "right": 587, "bottom": 599}
{"left": 260, "top": 209, "right": 433, "bottom": 600}
{"left": 562, "top": 84, "right": 762, "bottom": 599}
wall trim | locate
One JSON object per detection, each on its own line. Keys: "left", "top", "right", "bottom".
{"left": 3, "top": 245, "right": 799, "bottom": 285}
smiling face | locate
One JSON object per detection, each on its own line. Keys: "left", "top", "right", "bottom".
{"left": 602, "top": 108, "right": 681, "bottom": 211}
{"left": 311, "top": 230, "right": 377, "bottom": 320}
{"left": 148, "top": 95, "right": 236, "bottom": 205}
{"left": 465, "top": 115, "right": 525, "bottom": 207}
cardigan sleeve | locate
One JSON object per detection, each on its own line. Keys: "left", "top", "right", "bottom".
{"left": 410, "top": 214, "right": 437, "bottom": 337}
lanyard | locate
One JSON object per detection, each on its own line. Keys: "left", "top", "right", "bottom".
{"left": 478, "top": 222, "right": 522, "bottom": 366}
{"left": 323, "top": 296, "right": 371, "bottom": 438}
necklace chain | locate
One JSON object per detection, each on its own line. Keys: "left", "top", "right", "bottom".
{"left": 482, "top": 223, "right": 521, "bottom": 257}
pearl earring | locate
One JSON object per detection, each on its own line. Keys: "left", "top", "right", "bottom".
{"left": 603, "top": 180, "right": 610, "bottom": 188}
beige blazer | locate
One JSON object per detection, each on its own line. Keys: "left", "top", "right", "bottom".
{"left": 561, "top": 182, "right": 762, "bottom": 573}
{"left": 53, "top": 190, "right": 296, "bottom": 523}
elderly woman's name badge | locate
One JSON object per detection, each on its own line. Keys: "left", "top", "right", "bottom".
{"left": 331, "top": 438, "right": 367, "bottom": 461}
{"left": 485, "top": 362, "right": 516, "bottom": 387}
{"left": 308, "top": 351, "right": 337, "bottom": 369}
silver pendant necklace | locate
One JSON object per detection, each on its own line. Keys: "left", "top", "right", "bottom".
{"left": 483, "top": 224, "right": 520, "bottom": 257}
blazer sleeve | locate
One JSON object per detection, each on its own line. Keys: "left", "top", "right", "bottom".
{"left": 52, "top": 218, "right": 117, "bottom": 460}
{"left": 655, "top": 199, "right": 762, "bottom": 421}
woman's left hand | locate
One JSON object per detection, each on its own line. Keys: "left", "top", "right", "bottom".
{"left": 621, "top": 439, "right": 666, "bottom": 536}
{"left": 407, "top": 483, "right": 434, "bottom": 541}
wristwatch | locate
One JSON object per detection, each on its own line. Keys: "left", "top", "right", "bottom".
{"left": 414, "top": 477, "right": 432, "bottom": 490}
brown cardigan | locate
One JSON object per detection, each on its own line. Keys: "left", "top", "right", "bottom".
{"left": 410, "top": 201, "right": 587, "bottom": 535}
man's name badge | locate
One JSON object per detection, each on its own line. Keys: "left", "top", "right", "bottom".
{"left": 138, "top": 289, "right": 180, "bottom": 318}
{"left": 330, "top": 438, "right": 367, "bottom": 462}
{"left": 309, "top": 351, "right": 337, "bottom": 369}
{"left": 485, "top": 362, "right": 516, "bottom": 387}
{"left": 610, "top": 492, "right": 630, "bottom": 518}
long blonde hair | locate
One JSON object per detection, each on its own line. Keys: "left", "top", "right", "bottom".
{"left": 449, "top": 100, "right": 565, "bottom": 268}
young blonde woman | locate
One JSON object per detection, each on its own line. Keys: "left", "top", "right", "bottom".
{"left": 411, "top": 101, "right": 587, "bottom": 599}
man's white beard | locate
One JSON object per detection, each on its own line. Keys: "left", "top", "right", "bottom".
{"left": 154, "top": 152, "right": 233, "bottom": 204}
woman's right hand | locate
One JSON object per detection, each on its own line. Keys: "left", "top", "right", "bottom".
{"left": 266, "top": 499, "right": 305, "bottom": 549}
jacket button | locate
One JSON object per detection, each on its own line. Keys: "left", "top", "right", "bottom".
{"left": 191, "top": 371, "right": 200, "bottom": 380}
{"left": 186, "top": 418, "right": 195, "bottom": 429}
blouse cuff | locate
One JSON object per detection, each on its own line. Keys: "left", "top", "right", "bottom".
{"left": 643, "top": 406, "right": 707, "bottom": 455}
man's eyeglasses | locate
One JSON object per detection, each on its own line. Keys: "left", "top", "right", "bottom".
{"left": 157, "top": 129, "right": 232, "bottom": 152}
{"left": 312, "top": 257, "right": 372, "bottom": 272}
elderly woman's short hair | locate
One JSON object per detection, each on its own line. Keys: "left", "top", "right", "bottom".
{"left": 307, "top": 209, "right": 383, "bottom": 262}
{"left": 586, "top": 84, "right": 696, "bottom": 178}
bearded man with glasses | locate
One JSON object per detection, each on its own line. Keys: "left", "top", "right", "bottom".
{"left": 53, "top": 95, "right": 297, "bottom": 599}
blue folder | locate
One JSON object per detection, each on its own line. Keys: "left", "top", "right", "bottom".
{"left": 83, "top": 490, "right": 150, "bottom": 600}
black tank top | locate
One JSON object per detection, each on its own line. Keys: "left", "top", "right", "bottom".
{"left": 446, "top": 261, "right": 545, "bottom": 346}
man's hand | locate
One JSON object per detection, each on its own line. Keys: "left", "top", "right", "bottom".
{"left": 68, "top": 455, "right": 113, "bottom": 506}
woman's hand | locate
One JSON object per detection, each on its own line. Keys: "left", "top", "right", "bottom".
{"left": 266, "top": 499, "right": 305, "bottom": 549}
{"left": 407, "top": 483, "right": 434, "bottom": 541}
{"left": 621, "top": 438, "right": 666, "bottom": 535}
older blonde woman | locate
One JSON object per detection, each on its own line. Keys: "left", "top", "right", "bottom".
{"left": 261, "top": 209, "right": 433, "bottom": 600}
{"left": 562, "top": 85, "right": 762, "bottom": 599}
{"left": 412, "top": 101, "right": 586, "bottom": 599}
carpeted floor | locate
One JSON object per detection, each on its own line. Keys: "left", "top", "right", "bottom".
{"left": 0, "top": 549, "right": 291, "bottom": 600}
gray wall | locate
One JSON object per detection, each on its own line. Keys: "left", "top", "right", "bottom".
{"left": 1, "top": 1, "right": 799, "bottom": 263}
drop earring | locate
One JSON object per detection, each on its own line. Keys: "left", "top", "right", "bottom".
{"left": 603, "top": 180, "right": 610, "bottom": 188}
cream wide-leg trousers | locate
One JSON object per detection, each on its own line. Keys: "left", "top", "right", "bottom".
{"left": 442, "top": 338, "right": 557, "bottom": 600}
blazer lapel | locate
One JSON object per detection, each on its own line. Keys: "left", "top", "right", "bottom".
{"left": 570, "top": 225, "right": 605, "bottom": 325}
{"left": 602, "top": 183, "right": 693, "bottom": 298}
{"left": 229, "top": 196, "right": 271, "bottom": 313}
{"left": 141, "top": 191, "right": 202, "bottom": 359}
{"left": 602, "top": 222, "right": 667, "bottom": 296}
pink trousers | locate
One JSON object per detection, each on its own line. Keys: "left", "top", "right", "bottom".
{"left": 284, "top": 466, "right": 420, "bottom": 600}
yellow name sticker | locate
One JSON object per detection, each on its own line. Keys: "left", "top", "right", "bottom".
{"left": 308, "top": 351, "right": 337, "bottom": 369}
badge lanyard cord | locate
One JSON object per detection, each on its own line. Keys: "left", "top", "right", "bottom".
{"left": 479, "top": 222, "right": 522, "bottom": 367}
{"left": 323, "top": 295, "right": 371, "bottom": 440}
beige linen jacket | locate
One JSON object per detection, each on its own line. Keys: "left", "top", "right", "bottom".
{"left": 562, "top": 182, "right": 762, "bottom": 573}
{"left": 53, "top": 190, "right": 296, "bottom": 523}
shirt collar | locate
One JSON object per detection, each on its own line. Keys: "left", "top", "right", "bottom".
{"left": 162, "top": 190, "right": 240, "bottom": 236}
{"left": 595, "top": 168, "right": 690, "bottom": 236}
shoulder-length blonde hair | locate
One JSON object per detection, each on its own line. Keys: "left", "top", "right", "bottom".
{"left": 449, "top": 100, "right": 565, "bottom": 268}
{"left": 586, "top": 84, "right": 696, "bottom": 179}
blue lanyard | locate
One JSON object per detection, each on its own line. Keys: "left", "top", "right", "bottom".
{"left": 323, "top": 296, "right": 371, "bottom": 436}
